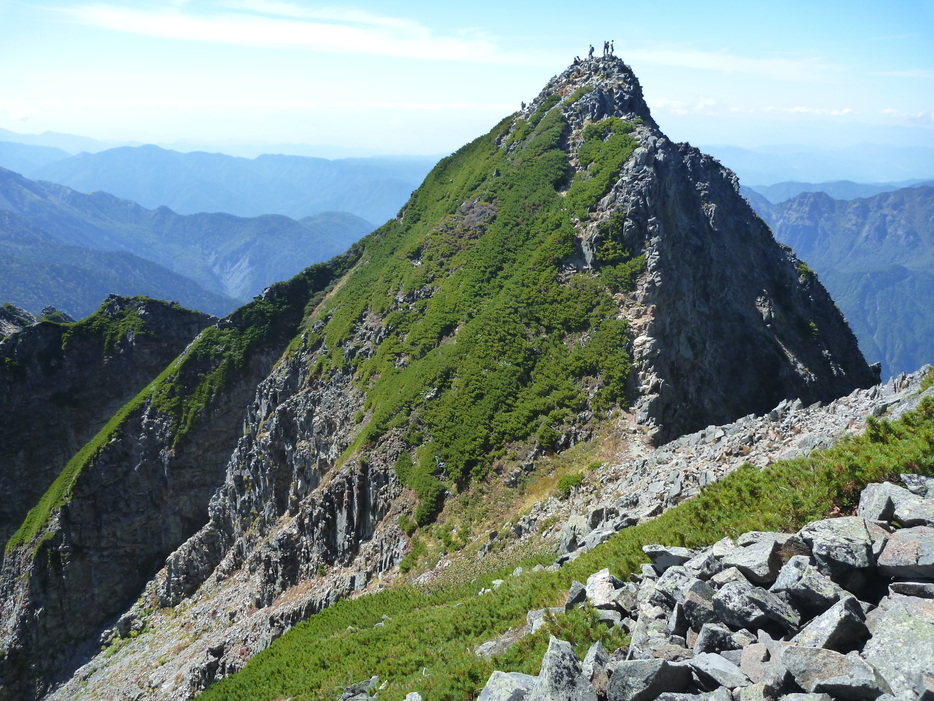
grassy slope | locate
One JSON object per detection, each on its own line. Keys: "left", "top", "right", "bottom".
{"left": 300, "top": 97, "right": 640, "bottom": 524}
{"left": 198, "top": 390, "right": 934, "bottom": 701}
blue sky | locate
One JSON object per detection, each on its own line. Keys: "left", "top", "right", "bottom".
{"left": 1, "top": 0, "right": 932, "bottom": 156}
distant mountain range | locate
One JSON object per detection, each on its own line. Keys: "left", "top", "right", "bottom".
{"left": 0, "top": 210, "right": 238, "bottom": 317}
{"left": 0, "top": 167, "right": 373, "bottom": 316}
{"left": 0, "top": 139, "right": 437, "bottom": 225}
{"left": 746, "top": 178, "right": 934, "bottom": 204}
{"left": 703, "top": 143, "right": 934, "bottom": 186}
{"left": 746, "top": 185, "right": 934, "bottom": 379}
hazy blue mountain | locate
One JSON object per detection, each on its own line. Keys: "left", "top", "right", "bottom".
{"left": 27, "top": 145, "right": 436, "bottom": 225}
{"left": 747, "top": 178, "right": 934, "bottom": 204}
{"left": 0, "top": 128, "right": 127, "bottom": 154}
{"left": 0, "top": 167, "right": 373, "bottom": 301}
{"left": 748, "top": 185, "right": 934, "bottom": 378}
{"left": 705, "top": 143, "right": 934, "bottom": 186}
{"left": 0, "top": 211, "right": 239, "bottom": 317}
{"left": 0, "top": 141, "right": 71, "bottom": 175}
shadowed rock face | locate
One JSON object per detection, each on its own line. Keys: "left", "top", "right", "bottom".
{"left": 0, "top": 296, "right": 214, "bottom": 560}
{"left": 526, "top": 57, "right": 878, "bottom": 441}
{"left": 0, "top": 58, "right": 879, "bottom": 700}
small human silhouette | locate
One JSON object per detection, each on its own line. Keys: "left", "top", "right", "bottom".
{"left": 610, "top": 40, "right": 615, "bottom": 55}
{"left": 588, "top": 44, "right": 594, "bottom": 59}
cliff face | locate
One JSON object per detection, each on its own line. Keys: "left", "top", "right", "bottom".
{"left": 0, "top": 296, "right": 213, "bottom": 562}
{"left": 524, "top": 59, "right": 878, "bottom": 440}
{"left": 0, "top": 57, "right": 879, "bottom": 700}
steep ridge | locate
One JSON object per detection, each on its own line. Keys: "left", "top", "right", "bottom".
{"left": 0, "top": 253, "right": 360, "bottom": 700}
{"left": 0, "top": 296, "right": 214, "bottom": 562}
{"left": 0, "top": 57, "right": 878, "bottom": 699}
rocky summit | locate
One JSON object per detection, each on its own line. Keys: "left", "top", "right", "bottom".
{"left": 0, "top": 56, "right": 885, "bottom": 700}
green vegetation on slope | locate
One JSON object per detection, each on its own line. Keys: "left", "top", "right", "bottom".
{"left": 304, "top": 98, "right": 640, "bottom": 524}
{"left": 198, "top": 394, "right": 934, "bottom": 701}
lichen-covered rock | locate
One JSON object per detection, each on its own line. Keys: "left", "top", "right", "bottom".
{"left": 526, "top": 636, "right": 597, "bottom": 701}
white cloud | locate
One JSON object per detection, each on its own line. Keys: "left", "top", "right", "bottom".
{"left": 52, "top": 1, "right": 540, "bottom": 64}
{"left": 8, "top": 107, "right": 37, "bottom": 121}
{"left": 781, "top": 106, "right": 853, "bottom": 116}
{"left": 629, "top": 47, "right": 845, "bottom": 82}
{"left": 881, "top": 108, "right": 934, "bottom": 125}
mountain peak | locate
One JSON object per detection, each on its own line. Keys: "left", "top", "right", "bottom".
{"left": 526, "top": 55, "right": 657, "bottom": 129}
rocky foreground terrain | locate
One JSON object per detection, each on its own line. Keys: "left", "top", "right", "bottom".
{"left": 468, "top": 470, "right": 934, "bottom": 701}
{"left": 332, "top": 394, "right": 934, "bottom": 701}
{"left": 49, "top": 370, "right": 932, "bottom": 700}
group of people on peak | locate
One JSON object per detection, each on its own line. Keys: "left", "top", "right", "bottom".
{"left": 582, "top": 40, "right": 614, "bottom": 60}
{"left": 575, "top": 40, "right": 614, "bottom": 64}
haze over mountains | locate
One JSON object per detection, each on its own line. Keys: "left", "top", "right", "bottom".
{"left": 0, "top": 166, "right": 371, "bottom": 316}
{"left": 745, "top": 185, "right": 934, "bottom": 380}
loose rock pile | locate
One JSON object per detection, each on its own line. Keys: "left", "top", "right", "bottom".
{"left": 476, "top": 476, "right": 934, "bottom": 700}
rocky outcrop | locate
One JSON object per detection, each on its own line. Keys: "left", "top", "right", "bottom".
{"left": 478, "top": 476, "right": 934, "bottom": 701}
{"left": 531, "top": 57, "right": 878, "bottom": 441}
{"left": 0, "top": 296, "right": 213, "bottom": 560}
{"left": 0, "top": 259, "right": 356, "bottom": 700}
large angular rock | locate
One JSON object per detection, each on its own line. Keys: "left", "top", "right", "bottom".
{"left": 770, "top": 555, "right": 847, "bottom": 614}
{"left": 862, "top": 600, "right": 934, "bottom": 699}
{"left": 586, "top": 569, "right": 624, "bottom": 609}
{"left": 566, "top": 581, "right": 587, "bottom": 611}
{"left": 857, "top": 482, "right": 916, "bottom": 522}
{"left": 781, "top": 647, "right": 892, "bottom": 700}
{"left": 790, "top": 596, "right": 869, "bottom": 653}
{"left": 719, "top": 539, "right": 782, "bottom": 585}
{"left": 606, "top": 659, "right": 692, "bottom": 701}
{"left": 643, "top": 545, "right": 695, "bottom": 574}
{"left": 798, "top": 517, "right": 875, "bottom": 590}
{"left": 894, "top": 498, "right": 934, "bottom": 527}
{"left": 478, "top": 671, "right": 537, "bottom": 701}
{"left": 876, "top": 525, "right": 934, "bottom": 578}
{"left": 689, "top": 652, "right": 751, "bottom": 690}
{"left": 583, "top": 641, "right": 610, "bottom": 696}
{"left": 527, "top": 636, "right": 597, "bottom": 701}
{"left": 682, "top": 579, "right": 717, "bottom": 632}
{"left": 654, "top": 566, "right": 696, "bottom": 606}
{"left": 712, "top": 580, "right": 799, "bottom": 633}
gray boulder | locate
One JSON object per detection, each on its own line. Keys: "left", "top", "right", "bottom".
{"left": 862, "top": 600, "right": 934, "bottom": 699}
{"left": 566, "top": 581, "right": 587, "bottom": 611}
{"left": 712, "top": 580, "right": 799, "bottom": 633}
{"left": 682, "top": 579, "right": 717, "bottom": 631}
{"left": 770, "top": 555, "right": 847, "bottom": 614}
{"left": 586, "top": 569, "right": 624, "bottom": 609}
{"left": 876, "top": 525, "right": 934, "bottom": 578}
{"left": 583, "top": 640, "right": 610, "bottom": 696}
{"left": 606, "top": 659, "right": 693, "bottom": 701}
{"left": 688, "top": 652, "right": 751, "bottom": 690}
{"left": 719, "top": 539, "right": 783, "bottom": 585}
{"left": 781, "top": 647, "right": 892, "bottom": 700}
{"left": 339, "top": 676, "right": 381, "bottom": 701}
{"left": 857, "top": 482, "right": 915, "bottom": 522}
{"left": 798, "top": 517, "right": 874, "bottom": 588}
{"left": 790, "top": 596, "right": 869, "bottom": 653}
{"left": 894, "top": 497, "right": 934, "bottom": 527}
{"left": 643, "top": 545, "right": 695, "bottom": 574}
{"left": 654, "top": 566, "right": 696, "bottom": 606}
{"left": 478, "top": 671, "right": 537, "bottom": 701}
{"left": 526, "top": 636, "right": 597, "bottom": 701}
{"left": 693, "top": 622, "right": 746, "bottom": 655}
